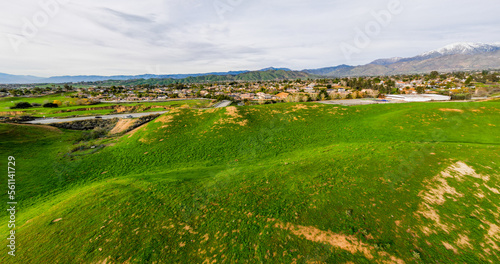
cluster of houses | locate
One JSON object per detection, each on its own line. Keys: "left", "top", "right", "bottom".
{"left": 72, "top": 81, "right": 374, "bottom": 103}
{"left": 2, "top": 72, "right": 493, "bottom": 103}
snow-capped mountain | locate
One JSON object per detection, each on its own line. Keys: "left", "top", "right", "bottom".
{"left": 369, "top": 42, "right": 500, "bottom": 66}
{"left": 419, "top": 42, "right": 500, "bottom": 58}
{"left": 328, "top": 42, "right": 500, "bottom": 77}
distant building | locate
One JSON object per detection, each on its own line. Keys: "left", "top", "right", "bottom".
{"left": 385, "top": 94, "right": 451, "bottom": 102}
{"left": 275, "top": 92, "right": 290, "bottom": 100}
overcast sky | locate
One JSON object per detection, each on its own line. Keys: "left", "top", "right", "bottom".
{"left": 1, "top": 0, "right": 499, "bottom": 76}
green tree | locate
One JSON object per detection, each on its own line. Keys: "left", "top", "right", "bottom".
{"left": 429, "top": 71, "right": 439, "bottom": 79}
{"left": 416, "top": 86, "right": 425, "bottom": 94}
{"left": 465, "top": 76, "right": 473, "bottom": 86}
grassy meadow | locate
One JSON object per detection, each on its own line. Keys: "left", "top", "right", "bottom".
{"left": 0, "top": 100, "right": 499, "bottom": 263}
{"left": 0, "top": 94, "right": 210, "bottom": 118}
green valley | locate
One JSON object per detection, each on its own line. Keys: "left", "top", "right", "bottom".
{"left": 0, "top": 100, "right": 499, "bottom": 263}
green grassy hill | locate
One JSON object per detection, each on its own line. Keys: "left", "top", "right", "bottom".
{"left": 100, "top": 70, "right": 316, "bottom": 86}
{"left": 1, "top": 101, "right": 499, "bottom": 263}
{"left": 0, "top": 95, "right": 209, "bottom": 118}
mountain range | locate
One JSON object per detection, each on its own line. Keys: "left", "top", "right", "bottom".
{"left": 306, "top": 42, "right": 500, "bottom": 77}
{"left": 2, "top": 43, "right": 500, "bottom": 84}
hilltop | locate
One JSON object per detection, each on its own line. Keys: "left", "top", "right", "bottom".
{"left": 0, "top": 100, "right": 499, "bottom": 263}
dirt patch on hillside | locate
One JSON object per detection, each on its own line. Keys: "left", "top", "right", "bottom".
{"left": 416, "top": 161, "right": 500, "bottom": 260}
{"left": 442, "top": 242, "right": 458, "bottom": 254}
{"left": 456, "top": 234, "right": 472, "bottom": 249}
{"left": 438, "top": 108, "right": 464, "bottom": 113}
{"left": 293, "top": 104, "right": 308, "bottom": 111}
{"left": 423, "top": 176, "right": 463, "bottom": 205}
{"left": 416, "top": 162, "right": 488, "bottom": 234}
{"left": 0, "top": 111, "right": 27, "bottom": 116}
{"left": 283, "top": 104, "right": 310, "bottom": 114}
{"left": 214, "top": 107, "right": 248, "bottom": 127}
{"left": 226, "top": 106, "right": 242, "bottom": 118}
{"left": 275, "top": 222, "right": 404, "bottom": 264}
{"left": 441, "top": 161, "right": 484, "bottom": 180}
{"left": 126, "top": 123, "right": 148, "bottom": 138}
{"left": 109, "top": 119, "right": 137, "bottom": 135}
{"left": 155, "top": 110, "right": 180, "bottom": 129}
{"left": 483, "top": 221, "right": 500, "bottom": 248}
{"left": 155, "top": 115, "right": 175, "bottom": 128}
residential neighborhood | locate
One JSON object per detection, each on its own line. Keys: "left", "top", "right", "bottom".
{"left": 1, "top": 70, "right": 498, "bottom": 107}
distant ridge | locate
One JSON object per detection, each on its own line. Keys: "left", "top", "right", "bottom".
{"left": 105, "top": 69, "right": 315, "bottom": 86}
{"left": 0, "top": 67, "right": 291, "bottom": 85}
{"left": 302, "top": 65, "right": 355, "bottom": 76}
{"left": 2, "top": 42, "right": 500, "bottom": 84}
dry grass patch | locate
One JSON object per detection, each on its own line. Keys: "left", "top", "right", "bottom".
{"left": 416, "top": 162, "right": 492, "bottom": 234}
{"left": 456, "top": 234, "right": 473, "bottom": 249}
{"left": 416, "top": 161, "right": 500, "bottom": 260}
{"left": 126, "top": 123, "right": 148, "bottom": 138}
{"left": 109, "top": 119, "right": 137, "bottom": 135}
{"left": 442, "top": 242, "right": 459, "bottom": 254}
{"left": 293, "top": 104, "right": 308, "bottom": 111}
{"left": 8, "top": 123, "right": 62, "bottom": 133}
{"left": 154, "top": 110, "right": 181, "bottom": 129}
{"left": 438, "top": 108, "right": 464, "bottom": 113}
{"left": 274, "top": 221, "right": 405, "bottom": 264}
{"left": 214, "top": 107, "right": 248, "bottom": 127}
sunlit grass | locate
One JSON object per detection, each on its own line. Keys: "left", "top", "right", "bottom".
{"left": 0, "top": 101, "right": 499, "bottom": 263}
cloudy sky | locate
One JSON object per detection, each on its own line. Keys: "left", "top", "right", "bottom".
{"left": 1, "top": 0, "right": 499, "bottom": 76}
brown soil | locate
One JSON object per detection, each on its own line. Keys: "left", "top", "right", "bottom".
{"left": 126, "top": 123, "right": 148, "bottom": 138}
{"left": 274, "top": 221, "right": 405, "bottom": 264}
{"left": 442, "top": 242, "right": 459, "bottom": 254}
{"left": 214, "top": 107, "right": 247, "bottom": 127}
{"left": 438, "top": 108, "right": 464, "bottom": 113}
{"left": 109, "top": 119, "right": 137, "bottom": 135}
{"left": 456, "top": 234, "right": 473, "bottom": 249}
{"left": 0, "top": 111, "right": 26, "bottom": 116}
{"left": 292, "top": 104, "right": 308, "bottom": 111}
{"left": 416, "top": 161, "right": 499, "bottom": 260}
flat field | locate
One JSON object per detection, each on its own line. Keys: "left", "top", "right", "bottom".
{"left": 0, "top": 94, "right": 210, "bottom": 117}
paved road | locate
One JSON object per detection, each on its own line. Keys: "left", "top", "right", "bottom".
{"left": 25, "top": 111, "right": 169, "bottom": 125}
{"left": 24, "top": 99, "right": 233, "bottom": 125}
{"left": 318, "top": 99, "right": 399, "bottom": 106}
{"left": 100, "top": 98, "right": 209, "bottom": 103}
{"left": 213, "top": 100, "right": 232, "bottom": 108}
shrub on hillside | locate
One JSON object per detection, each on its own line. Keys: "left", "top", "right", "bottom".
{"left": 77, "top": 127, "right": 109, "bottom": 142}
{"left": 10, "top": 102, "right": 33, "bottom": 109}
{"left": 50, "top": 118, "right": 118, "bottom": 131}
{"left": 43, "top": 103, "right": 59, "bottom": 108}
{"left": 451, "top": 94, "right": 472, "bottom": 100}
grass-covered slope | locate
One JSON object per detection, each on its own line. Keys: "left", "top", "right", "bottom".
{"left": 0, "top": 94, "right": 209, "bottom": 118}
{"left": 1, "top": 101, "right": 499, "bottom": 263}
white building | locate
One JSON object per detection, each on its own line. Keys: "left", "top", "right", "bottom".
{"left": 385, "top": 94, "right": 451, "bottom": 102}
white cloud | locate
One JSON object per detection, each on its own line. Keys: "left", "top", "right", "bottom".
{"left": 0, "top": 0, "right": 499, "bottom": 76}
